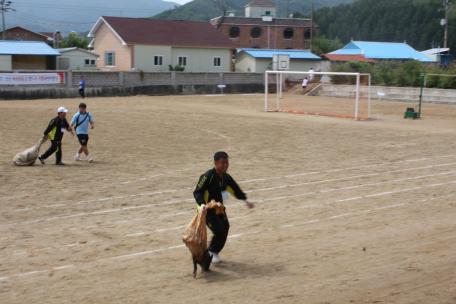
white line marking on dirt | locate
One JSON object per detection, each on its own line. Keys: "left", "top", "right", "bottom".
{"left": 9, "top": 157, "right": 456, "bottom": 212}
{"left": 5, "top": 169, "right": 456, "bottom": 227}
{"left": 2, "top": 193, "right": 453, "bottom": 282}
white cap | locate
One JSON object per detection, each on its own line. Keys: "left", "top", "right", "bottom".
{"left": 57, "top": 106, "right": 68, "bottom": 113}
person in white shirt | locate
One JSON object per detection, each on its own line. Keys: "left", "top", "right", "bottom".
{"left": 308, "top": 68, "right": 315, "bottom": 81}
{"left": 302, "top": 77, "right": 309, "bottom": 89}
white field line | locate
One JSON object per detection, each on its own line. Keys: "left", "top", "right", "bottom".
{"left": 4, "top": 179, "right": 455, "bottom": 256}
{"left": 246, "top": 162, "right": 456, "bottom": 193}
{"left": 4, "top": 168, "right": 456, "bottom": 228}
{"left": 3, "top": 154, "right": 456, "bottom": 204}
{"left": 1, "top": 193, "right": 451, "bottom": 283}
{"left": 13, "top": 159, "right": 456, "bottom": 214}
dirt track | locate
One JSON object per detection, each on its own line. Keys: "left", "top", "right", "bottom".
{"left": 1, "top": 95, "right": 456, "bottom": 304}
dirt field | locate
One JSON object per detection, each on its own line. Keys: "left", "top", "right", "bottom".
{"left": 1, "top": 94, "right": 456, "bottom": 304}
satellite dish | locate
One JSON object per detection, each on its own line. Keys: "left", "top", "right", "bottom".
{"left": 441, "top": 19, "right": 447, "bottom": 26}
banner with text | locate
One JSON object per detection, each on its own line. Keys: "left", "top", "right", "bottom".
{"left": 0, "top": 73, "right": 65, "bottom": 85}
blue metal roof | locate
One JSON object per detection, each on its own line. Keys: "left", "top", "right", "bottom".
{"left": 329, "top": 41, "right": 433, "bottom": 62}
{"left": 239, "top": 48, "right": 321, "bottom": 60}
{"left": 0, "top": 41, "right": 60, "bottom": 56}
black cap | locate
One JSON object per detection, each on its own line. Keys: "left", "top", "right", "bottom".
{"left": 214, "top": 151, "right": 229, "bottom": 161}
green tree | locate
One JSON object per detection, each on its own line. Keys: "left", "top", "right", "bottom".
{"left": 60, "top": 32, "right": 89, "bottom": 49}
{"left": 311, "top": 36, "right": 343, "bottom": 55}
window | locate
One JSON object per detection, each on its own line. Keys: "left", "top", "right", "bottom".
{"left": 90, "top": 60, "right": 96, "bottom": 66}
{"left": 104, "top": 52, "right": 115, "bottom": 66}
{"left": 154, "top": 55, "right": 163, "bottom": 66}
{"left": 85, "top": 59, "right": 90, "bottom": 66}
{"left": 265, "top": 11, "right": 271, "bottom": 15}
{"left": 229, "top": 26, "right": 240, "bottom": 38}
{"left": 304, "top": 29, "right": 312, "bottom": 40}
{"left": 250, "top": 27, "right": 262, "bottom": 38}
{"left": 213, "top": 57, "right": 222, "bottom": 67}
{"left": 283, "top": 28, "right": 294, "bottom": 39}
{"left": 178, "top": 56, "right": 187, "bottom": 66}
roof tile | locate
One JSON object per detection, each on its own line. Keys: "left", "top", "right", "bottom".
{"left": 102, "top": 16, "right": 235, "bottom": 49}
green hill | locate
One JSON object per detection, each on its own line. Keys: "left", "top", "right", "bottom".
{"left": 154, "top": 0, "right": 353, "bottom": 21}
{"left": 315, "top": 0, "right": 453, "bottom": 52}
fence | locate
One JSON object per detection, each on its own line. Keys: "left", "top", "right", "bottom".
{"left": 0, "top": 71, "right": 265, "bottom": 99}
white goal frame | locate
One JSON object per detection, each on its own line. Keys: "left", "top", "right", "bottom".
{"left": 264, "top": 70, "right": 372, "bottom": 120}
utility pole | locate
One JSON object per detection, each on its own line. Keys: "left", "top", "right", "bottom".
{"left": 0, "top": 0, "right": 14, "bottom": 40}
{"left": 443, "top": 0, "right": 450, "bottom": 48}
{"left": 310, "top": 2, "right": 314, "bottom": 51}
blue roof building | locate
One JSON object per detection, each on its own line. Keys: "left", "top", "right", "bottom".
{"left": 328, "top": 41, "right": 433, "bottom": 62}
{"left": 0, "top": 40, "right": 60, "bottom": 71}
{"left": 236, "top": 48, "right": 322, "bottom": 73}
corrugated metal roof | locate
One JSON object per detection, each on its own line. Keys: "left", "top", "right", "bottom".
{"left": 239, "top": 48, "right": 321, "bottom": 60}
{"left": 0, "top": 40, "right": 60, "bottom": 56}
{"left": 329, "top": 41, "right": 433, "bottom": 62}
{"left": 422, "top": 48, "right": 450, "bottom": 55}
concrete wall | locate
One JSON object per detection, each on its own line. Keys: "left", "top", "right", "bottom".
{"left": 0, "top": 55, "right": 12, "bottom": 70}
{"left": 58, "top": 50, "right": 98, "bottom": 70}
{"left": 92, "top": 22, "right": 132, "bottom": 71}
{"left": 0, "top": 71, "right": 264, "bottom": 99}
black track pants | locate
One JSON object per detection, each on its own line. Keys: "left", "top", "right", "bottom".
{"left": 206, "top": 210, "right": 230, "bottom": 254}
{"left": 40, "top": 140, "right": 62, "bottom": 164}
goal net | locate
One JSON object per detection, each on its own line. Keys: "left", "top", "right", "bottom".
{"left": 264, "top": 71, "right": 372, "bottom": 120}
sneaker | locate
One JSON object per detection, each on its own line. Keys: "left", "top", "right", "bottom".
{"left": 38, "top": 157, "right": 45, "bottom": 165}
{"left": 55, "top": 162, "right": 65, "bottom": 166}
{"left": 209, "top": 251, "right": 221, "bottom": 264}
{"left": 75, "top": 153, "right": 81, "bottom": 161}
{"left": 87, "top": 156, "right": 94, "bottom": 163}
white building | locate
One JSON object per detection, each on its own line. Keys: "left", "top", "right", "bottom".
{"left": 236, "top": 48, "right": 324, "bottom": 73}
{"left": 245, "top": 0, "right": 277, "bottom": 18}
{"left": 87, "top": 16, "right": 235, "bottom": 72}
{"left": 57, "top": 47, "right": 99, "bottom": 70}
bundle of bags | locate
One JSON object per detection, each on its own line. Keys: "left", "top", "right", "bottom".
{"left": 13, "top": 137, "right": 47, "bottom": 166}
{"left": 182, "top": 200, "right": 225, "bottom": 278}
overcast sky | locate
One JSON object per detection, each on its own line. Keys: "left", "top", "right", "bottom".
{"left": 171, "top": 0, "right": 192, "bottom": 4}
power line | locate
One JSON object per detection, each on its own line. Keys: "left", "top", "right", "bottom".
{"left": 1, "top": 0, "right": 15, "bottom": 39}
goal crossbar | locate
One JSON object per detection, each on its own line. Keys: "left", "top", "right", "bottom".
{"left": 264, "top": 70, "right": 371, "bottom": 120}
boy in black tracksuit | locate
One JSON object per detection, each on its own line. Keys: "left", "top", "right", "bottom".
{"left": 39, "top": 107, "right": 74, "bottom": 165}
{"left": 193, "top": 151, "right": 254, "bottom": 263}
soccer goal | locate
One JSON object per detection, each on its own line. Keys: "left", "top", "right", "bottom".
{"left": 264, "top": 71, "right": 372, "bottom": 120}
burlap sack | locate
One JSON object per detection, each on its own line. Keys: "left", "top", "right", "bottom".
{"left": 13, "top": 137, "right": 47, "bottom": 166}
{"left": 182, "top": 201, "right": 225, "bottom": 261}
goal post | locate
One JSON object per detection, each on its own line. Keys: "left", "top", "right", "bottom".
{"left": 264, "top": 70, "right": 372, "bottom": 120}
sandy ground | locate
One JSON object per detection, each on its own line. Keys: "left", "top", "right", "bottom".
{"left": 0, "top": 94, "right": 456, "bottom": 304}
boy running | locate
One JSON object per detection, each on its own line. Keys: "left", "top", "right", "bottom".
{"left": 71, "top": 102, "right": 94, "bottom": 162}
{"left": 193, "top": 151, "right": 254, "bottom": 264}
{"left": 38, "top": 106, "right": 74, "bottom": 165}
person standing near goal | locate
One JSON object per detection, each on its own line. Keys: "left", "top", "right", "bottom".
{"left": 71, "top": 103, "right": 94, "bottom": 162}
{"left": 193, "top": 151, "right": 254, "bottom": 263}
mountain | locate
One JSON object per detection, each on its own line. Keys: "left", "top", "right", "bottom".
{"left": 5, "top": 0, "right": 179, "bottom": 33}
{"left": 315, "top": 0, "right": 451, "bottom": 52}
{"left": 154, "top": 0, "right": 353, "bottom": 21}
